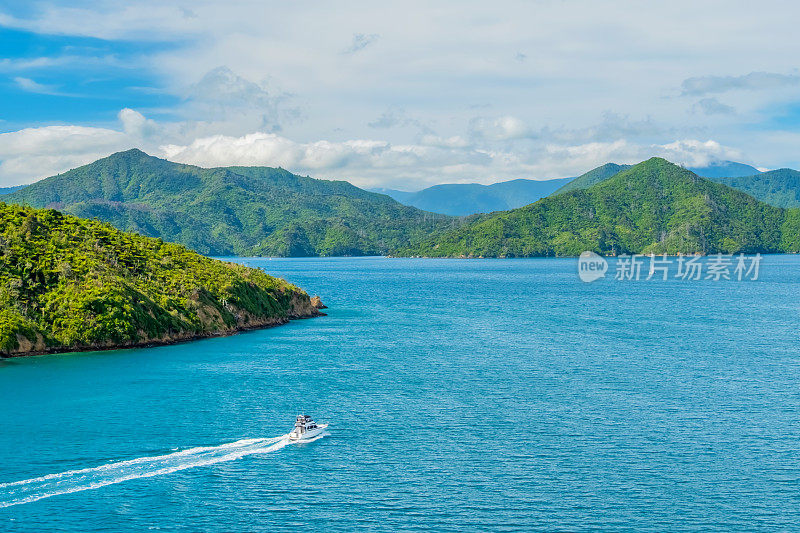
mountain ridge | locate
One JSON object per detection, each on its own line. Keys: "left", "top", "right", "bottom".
{"left": 688, "top": 161, "right": 761, "bottom": 178}
{"left": 394, "top": 158, "right": 800, "bottom": 257}
{"left": 550, "top": 163, "right": 632, "bottom": 196}
{"left": 708, "top": 169, "right": 800, "bottom": 208}
{"left": 373, "top": 177, "right": 572, "bottom": 216}
{"left": 5, "top": 149, "right": 457, "bottom": 257}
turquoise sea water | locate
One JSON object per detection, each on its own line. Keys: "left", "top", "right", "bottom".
{"left": 2, "top": 256, "right": 800, "bottom": 531}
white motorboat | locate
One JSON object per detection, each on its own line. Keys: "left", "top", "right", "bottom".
{"left": 288, "top": 414, "right": 328, "bottom": 441}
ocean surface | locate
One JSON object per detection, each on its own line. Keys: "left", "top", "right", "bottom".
{"left": 2, "top": 256, "right": 800, "bottom": 531}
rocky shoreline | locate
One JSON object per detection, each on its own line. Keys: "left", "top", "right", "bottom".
{"left": 2, "top": 295, "right": 327, "bottom": 359}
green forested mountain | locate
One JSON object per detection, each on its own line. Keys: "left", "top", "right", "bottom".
{"left": 373, "top": 177, "right": 572, "bottom": 216}
{"left": 5, "top": 149, "right": 456, "bottom": 257}
{"left": 709, "top": 169, "right": 800, "bottom": 208}
{"left": 550, "top": 163, "right": 632, "bottom": 196}
{"left": 375, "top": 160, "right": 763, "bottom": 216}
{"left": 0, "top": 202, "right": 320, "bottom": 357}
{"left": 551, "top": 160, "right": 762, "bottom": 197}
{"left": 396, "top": 158, "right": 800, "bottom": 257}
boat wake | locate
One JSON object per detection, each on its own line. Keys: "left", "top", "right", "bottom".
{"left": 0, "top": 432, "right": 329, "bottom": 509}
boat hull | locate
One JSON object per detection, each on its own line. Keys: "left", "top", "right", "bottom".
{"left": 288, "top": 423, "right": 328, "bottom": 441}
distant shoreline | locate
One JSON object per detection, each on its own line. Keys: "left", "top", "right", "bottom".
{"left": 228, "top": 252, "right": 797, "bottom": 259}
{"left": 387, "top": 252, "right": 791, "bottom": 259}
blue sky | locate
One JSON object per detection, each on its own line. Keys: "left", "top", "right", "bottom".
{"left": 0, "top": 27, "right": 180, "bottom": 126}
{"left": 1, "top": 0, "right": 799, "bottom": 188}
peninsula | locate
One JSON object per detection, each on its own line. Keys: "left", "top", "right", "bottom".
{"left": 0, "top": 202, "right": 323, "bottom": 358}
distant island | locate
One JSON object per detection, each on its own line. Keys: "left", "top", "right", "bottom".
{"left": 394, "top": 158, "right": 800, "bottom": 257}
{"left": 0, "top": 202, "right": 323, "bottom": 358}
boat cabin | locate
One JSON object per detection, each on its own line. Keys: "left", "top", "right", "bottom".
{"left": 294, "top": 414, "right": 317, "bottom": 433}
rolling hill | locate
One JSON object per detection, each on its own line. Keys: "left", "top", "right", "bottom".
{"left": 395, "top": 158, "right": 800, "bottom": 257}
{"left": 5, "top": 149, "right": 457, "bottom": 257}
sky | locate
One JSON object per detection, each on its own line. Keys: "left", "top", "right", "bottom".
{"left": 1, "top": 0, "right": 799, "bottom": 189}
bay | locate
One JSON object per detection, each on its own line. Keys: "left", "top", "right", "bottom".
{"left": 2, "top": 256, "right": 800, "bottom": 531}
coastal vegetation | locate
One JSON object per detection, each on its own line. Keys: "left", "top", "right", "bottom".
{"left": 0, "top": 202, "right": 320, "bottom": 357}
{"left": 395, "top": 158, "right": 800, "bottom": 257}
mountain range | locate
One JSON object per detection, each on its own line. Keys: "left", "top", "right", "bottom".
{"left": 372, "top": 177, "right": 572, "bottom": 216}
{"left": 689, "top": 161, "right": 762, "bottom": 179}
{"left": 544, "top": 161, "right": 800, "bottom": 210}
{"left": 5, "top": 149, "right": 458, "bottom": 257}
{"left": 395, "top": 158, "right": 800, "bottom": 257}
{"left": 375, "top": 160, "right": 763, "bottom": 216}
{"left": 4, "top": 151, "right": 800, "bottom": 259}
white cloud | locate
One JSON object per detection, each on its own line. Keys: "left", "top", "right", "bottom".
{"left": 0, "top": 6, "right": 201, "bottom": 41}
{"left": 0, "top": 125, "right": 128, "bottom": 183}
{"left": 12, "top": 76, "right": 70, "bottom": 96}
{"left": 14, "top": 77, "right": 51, "bottom": 93}
{"left": 681, "top": 71, "right": 800, "bottom": 96}
{"left": 187, "top": 67, "right": 291, "bottom": 113}
{"left": 2, "top": 1, "right": 800, "bottom": 183}
{"left": 693, "top": 98, "right": 735, "bottom": 116}
{"left": 157, "top": 129, "right": 503, "bottom": 187}
{"left": 366, "top": 108, "right": 433, "bottom": 135}
{"left": 0, "top": 54, "right": 127, "bottom": 72}
{"left": 163, "top": 133, "right": 343, "bottom": 170}
{"left": 368, "top": 109, "right": 407, "bottom": 129}
{"left": 118, "top": 108, "right": 158, "bottom": 137}
{"left": 161, "top": 132, "right": 429, "bottom": 175}
{"left": 469, "top": 116, "right": 531, "bottom": 141}
{"left": 545, "top": 140, "right": 630, "bottom": 163}
{"left": 657, "top": 140, "right": 742, "bottom": 167}
{"left": 343, "top": 33, "right": 380, "bottom": 54}
{"left": 0, "top": 110, "right": 754, "bottom": 189}
{"left": 160, "top": 129, "right": 749, "bottom": 188}
{"left": 420, "top": 135, "right": 470, "bottom": 148}
{"left": 541, "top": 138, "right": 743, "bottom": 172}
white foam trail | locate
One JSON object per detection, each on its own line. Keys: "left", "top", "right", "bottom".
{"left": 0, "top": 433, "right": 326, "bottom": 509}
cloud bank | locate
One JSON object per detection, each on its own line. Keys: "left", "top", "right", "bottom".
{"left": 0, "top": 108, "right": 751, "bottom": 189}
{"left": 2, "top": 1, "right": 800, "bottom": 186}
{"left": 682, "top": 72, "right": 800, "bottom": 96}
